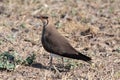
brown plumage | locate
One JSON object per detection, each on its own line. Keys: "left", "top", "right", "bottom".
{"left": 34, "top": 15, "right": 91, "bottom": 64}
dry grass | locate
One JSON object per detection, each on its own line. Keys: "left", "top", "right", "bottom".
{"left": 0, "top": 0, "right": 120, "bottom": 80}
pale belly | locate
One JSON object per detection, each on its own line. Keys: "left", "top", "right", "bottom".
{"left": 50, "top": 53, "right": 62, "bottom": 58}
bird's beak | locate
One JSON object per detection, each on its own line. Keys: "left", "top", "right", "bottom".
{"left": 33, "top": 15, "right": 48, "bottom": 19}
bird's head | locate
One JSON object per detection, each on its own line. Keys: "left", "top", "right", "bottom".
{"left": 34, "top": 15, "right": 49, "bottom": 27}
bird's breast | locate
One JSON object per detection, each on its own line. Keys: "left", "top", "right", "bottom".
{"left": 41, "top": 33, "right": 52, "bottom": 52}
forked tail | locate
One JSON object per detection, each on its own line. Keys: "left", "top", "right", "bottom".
{"left": 77, "top": 52, "right": 92, "bottom": 62}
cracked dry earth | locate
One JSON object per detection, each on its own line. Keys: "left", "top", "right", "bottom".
{"left": 0, "top": 0, "right": 120, "bottom": 80}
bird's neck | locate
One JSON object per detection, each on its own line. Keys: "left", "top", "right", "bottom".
{"left": 42, "top": 25, "right": 46, "bottom": 35}
{"left": 42, "top": 18, "right": 55, "bottom": 36}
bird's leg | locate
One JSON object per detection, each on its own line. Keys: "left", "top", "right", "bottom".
{"left": 48, "top": 54, "right": 53, "bottom": 69}
{"left": 48, "top": 53, "right": 60, "bottom": 73}
{"left": 62, "top": 57, "right": 65, "bottom": 67}
{"left": 62, "top": 57, "right": 67, "bottom": 71}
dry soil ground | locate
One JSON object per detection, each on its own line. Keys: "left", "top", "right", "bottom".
{"left": 0, "top": 0, "right": 120, "bottom": 80}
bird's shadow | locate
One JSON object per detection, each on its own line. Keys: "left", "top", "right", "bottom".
{"left": 29, "top": 62, "right": 71, "bottom": 72}
{"left": 30, "top": 62, "right": 48, "bottom": 70}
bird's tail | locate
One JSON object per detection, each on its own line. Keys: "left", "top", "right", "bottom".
{"left": 76, "top": 52, "right": 92, "bottom": 62}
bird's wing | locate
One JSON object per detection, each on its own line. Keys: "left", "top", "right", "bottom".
{"left": 44, "top": 31, "right": 77, "bottom": 56}
{"left": 43, "top": 27, "right": 91, "bottom": 61}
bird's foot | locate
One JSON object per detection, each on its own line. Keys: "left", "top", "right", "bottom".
{"left": 53, "top": 65, "right": 60, "bottom": 74}
{"left": 48, "top": 64, "right": 60, "bottom": 74}
{"left": 48, "top": 63, "right": 53, "bottom": 70}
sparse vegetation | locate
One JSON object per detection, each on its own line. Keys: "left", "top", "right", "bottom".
{"left": 0, "top": 0, "right": 120, "bottom": 79}
{"left": 115, "top": 47, "right": 120, "bottom": 53}
{"left": 0, "top": 51, "right": 36, "bottom": 71}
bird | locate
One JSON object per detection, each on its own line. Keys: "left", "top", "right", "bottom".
{"left": 34, "top": 15, "right": 92, "bottom": 68}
